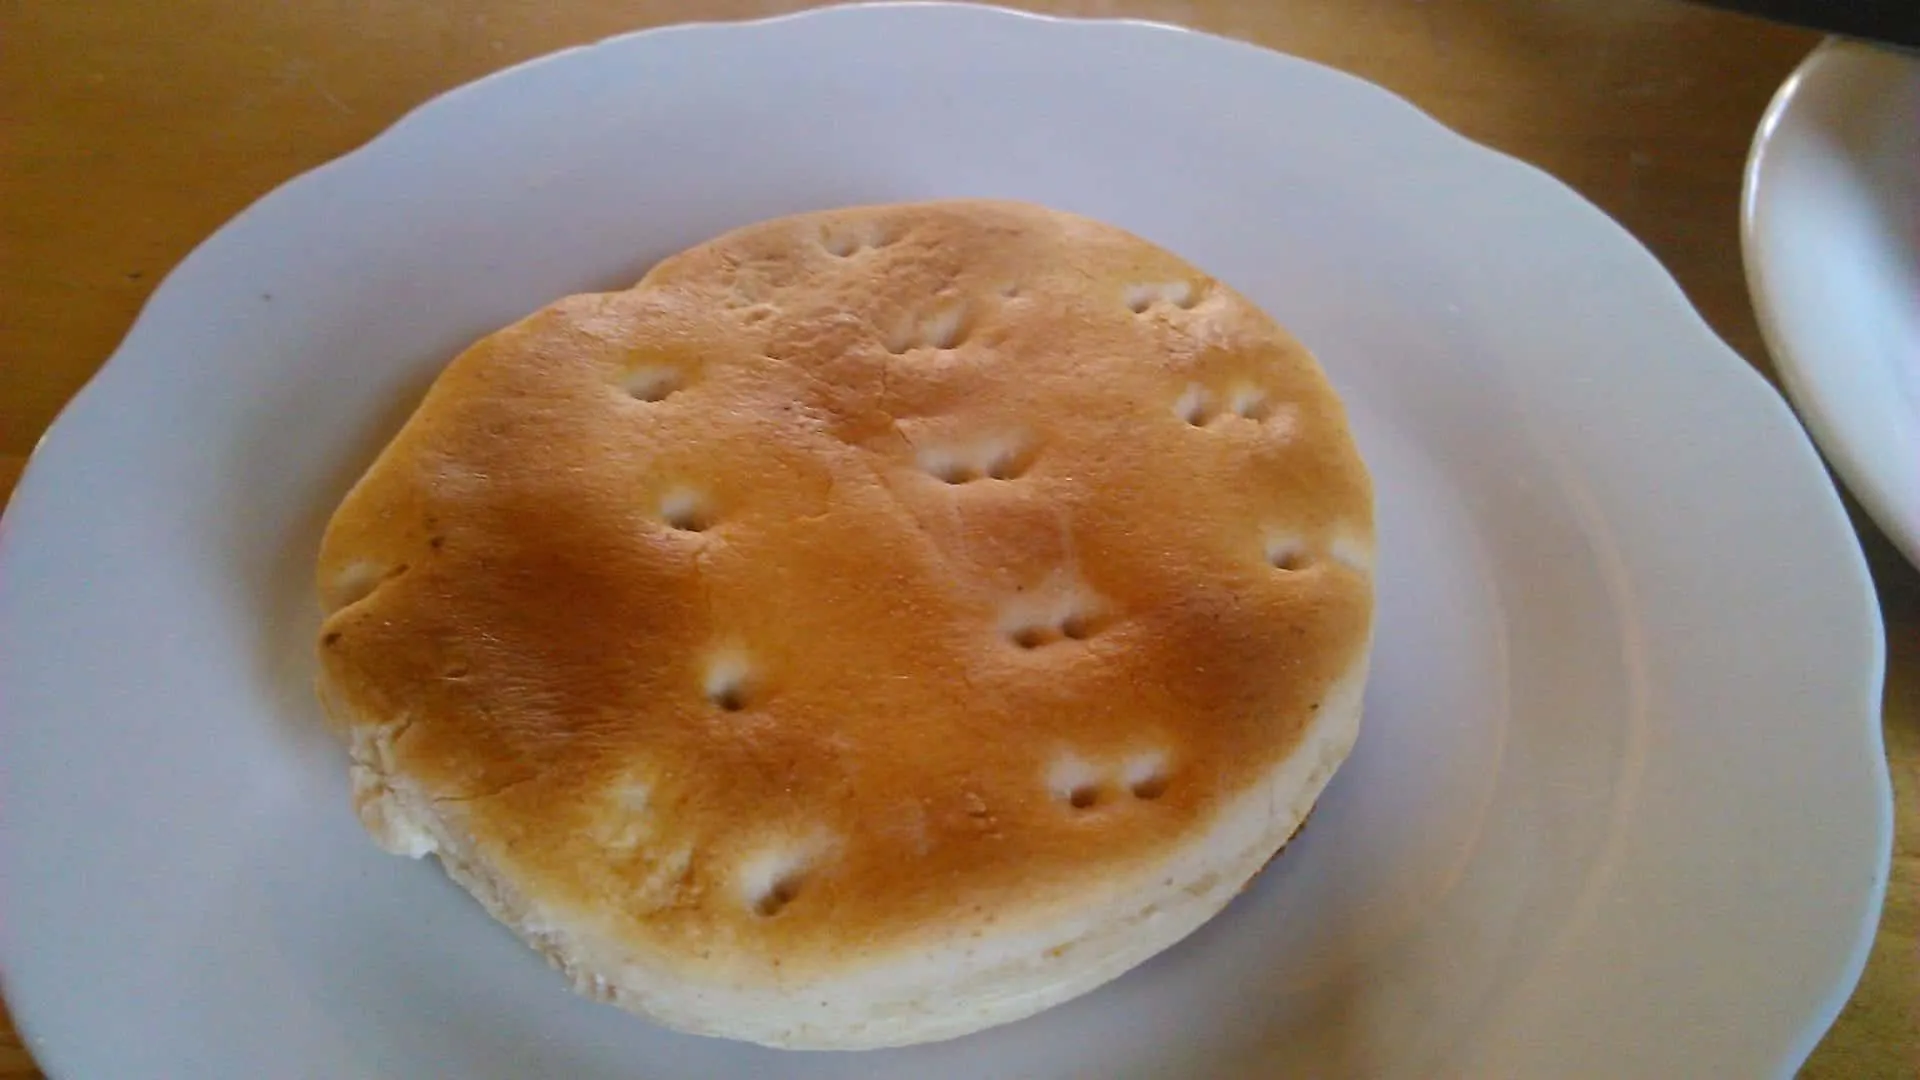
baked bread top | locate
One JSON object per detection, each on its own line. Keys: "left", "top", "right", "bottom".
{"left": 315, "top": 199, "right": 1373, "bottom": 986}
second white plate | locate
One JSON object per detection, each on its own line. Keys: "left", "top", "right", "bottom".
{"left": 1745, "top": 38, "right": 1920, "bottom": 569}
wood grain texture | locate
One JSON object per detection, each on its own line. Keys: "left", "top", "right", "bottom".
{"left": 0, "top": 2, "right": 1911, "bottom": 1076}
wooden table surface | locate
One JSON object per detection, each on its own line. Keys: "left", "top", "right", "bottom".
{"left": 2, "top": 1, "right": 1914, "bottom": 1075}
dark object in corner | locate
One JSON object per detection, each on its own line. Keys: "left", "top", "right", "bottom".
{"left": 1684, "top": 0, "right": 1920, "bottom": 48}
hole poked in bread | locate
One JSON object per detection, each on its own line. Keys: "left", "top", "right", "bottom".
{"left": 704, "top": 651, "right": 754, "bottom": 712}
{"left": 916, "top": 433, "right": 1032, "bottom": 485}
{"left": 622, "top": 364, "right": 684, "bottom": 403}
{"left": 1123, "top": 752, "right": 1171, "bottom": 800}
{"left": 820, "top": 219, "right": 890, "bottom": 257}
{"left": 1006, "top": 610, "right": 1100, "bottom": 650}
{"left": 1010, "top": 625, "right": 1050, "bottom": 650}
{"left": 822, "top": 231, "right": 859, "bottom": 258}
{"left": 754, "top": 874, "right": 802, "bottom": 916}
{"left": 1124, "top": 280, "right": 1198, "bottom": 313}
{"left": 1002, "top": 583, "right": 1106, "bottom": 650}
{"left": 326, "top": 560, "right": 406, "bottom": 613}
{"left": 660, "top": 489, "right": 714, "bottom": 533}
{"left": 1173, "top": 383, "right": 1214, "bottom": 427}
{"left": 739, "top": 840, "right": 831, "bottom": 918}
{"left": 1226, "top": 384, "right": 1273, "bottom": 421}
{"left": 1058, "top": 612, "right": 1095, "bottom": 641}
{"left": 1178, "top": 381, "right": 1278, "bottom": 427}
{"left": 1265, "top": 534, "right": 1311, "bottom": 573}
{"left": 1050, "top": 750, "right": 1171, "bottom": 808}
{"left": 1048, "top": 753, "right": 1103, "bottom": 810}
{"left": 884, "top": 302, "right": 970, "bottom": 354}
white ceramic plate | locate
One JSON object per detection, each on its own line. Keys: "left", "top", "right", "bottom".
{"left": 0, "top": 5, "right": 1890, "bottom": 1077}
{"left": 1745, "top": 38, "right": 1920, "bottom": 569}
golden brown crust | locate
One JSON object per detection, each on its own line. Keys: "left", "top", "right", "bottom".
{"left": 315, "top": 199, "right": 1372, "bottom": 983}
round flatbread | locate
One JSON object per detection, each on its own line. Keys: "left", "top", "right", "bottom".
{"left": 315, "top": 199, "right": 1374, "bottom": 1049}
